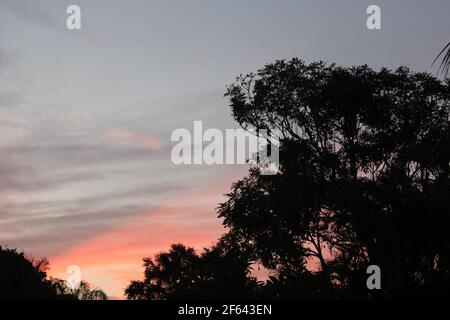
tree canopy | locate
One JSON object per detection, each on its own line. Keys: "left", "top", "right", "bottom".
{"left": 219, "top": 59, "right": 450, "bottom": 298}
{"left": 0, "top": 246, "right": 56, "bottom": 299}
{"left": 128, "top": 59, "right": 450, "bottom": 299}
{"left": 0, "top": 246, "right": 107, "bottom": 300}
{"left": 125, "top": 242, "right": 258, "bottom": 300}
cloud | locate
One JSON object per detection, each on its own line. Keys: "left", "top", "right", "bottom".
{"left": 105, "top": 127, "right": 161, "bottom": 150}
{"left": 0, "top": 0, "right": 60, "bottom": 30}
{"left": 0, "top": 112, "right": 248, "bottom": 263}
{"left": 47, "top": 172, "right": 244, "bottom": 298}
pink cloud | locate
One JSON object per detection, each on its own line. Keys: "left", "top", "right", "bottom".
{"left": 49, "top": 206, "right": 223, "bottom": 298}
{"left": 48, "top": 168, "right": 248, "bottom": 299}
{"left": 106, "top": 127, "right": 161, "bottom": 150}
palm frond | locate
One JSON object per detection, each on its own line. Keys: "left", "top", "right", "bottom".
{"left": 433, "top": 42, "right": 450, "bottom": 77}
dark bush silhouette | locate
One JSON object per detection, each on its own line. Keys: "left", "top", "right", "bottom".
{"left": 0, "top": 246, "right": 56, "bottom": 299}
{"left": 0, "top": 246, "right": 107, "bottom": 300}
{"left": 125, "top": 243, "right": 258, "bottom": 300}
{"left": 51, "top": 279, "right": 108, "bottom": 300}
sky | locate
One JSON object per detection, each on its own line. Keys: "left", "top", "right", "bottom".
{"left": 0, "top": 0, "right": 449, "bottom": 298}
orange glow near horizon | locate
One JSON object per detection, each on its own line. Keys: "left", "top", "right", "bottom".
{"left": 48, "top": 169, "right": 247, "bottom": 299}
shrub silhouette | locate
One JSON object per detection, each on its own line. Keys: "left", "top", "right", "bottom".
{"left": 125, "top": 243, "right": 258, "bottom": 300}
{"left": 0, "top": 246, "right": 55, "bottom": 299}
{"left": 0, "top": 246, "right": 107, "bottom": 300}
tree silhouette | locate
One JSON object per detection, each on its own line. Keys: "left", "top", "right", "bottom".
{"left": 0, "top": 246, "right": 56, "bottom": 299}
{"left": 220, "top": 59, "right": 450, "bottom": 298}
{"left": 126, "top": 59, "right": 449, "bottom": 299}
{"left": 125, "top": 243, "right": 258, "bottom": 300}
{"left": 51, "top": 279, "right": 108, "bottom": 300}
{"left": 0, "top": 246, "right": 107, "bottom": 300}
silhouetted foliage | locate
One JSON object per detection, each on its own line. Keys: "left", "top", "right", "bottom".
{"left": 0, "top": 246, "right": 55, "bottom": 299}
{"left": 219, "top": 59, "right": 450, "bottom": 299}
{"left": 125, "top": 243, "right": 258, "bottom": 300}
{"left": 0, "top": 246, "right": 107, "bottom": 300}
{"left": 51, "top": 279, "right": 108, "bottom": 300}
{"left": 127, "top": 59, "right": 450, "bottom": 299}
{"left": 434, "top": 42, "right": 450, "bottom": 77}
